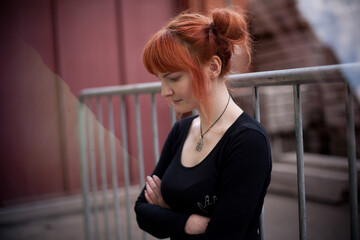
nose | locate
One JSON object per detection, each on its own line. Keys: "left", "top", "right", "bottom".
{"left": 160, "top": 80, "right": 173, "bottom": 98}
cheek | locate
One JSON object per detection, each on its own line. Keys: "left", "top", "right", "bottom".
{"left": 182, "top": 82, "right": 194, "bottom": 97}
{"left": 181, "top": 89, "right": 195, "bottom": 102}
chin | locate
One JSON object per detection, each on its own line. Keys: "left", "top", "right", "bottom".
{"left": 172, "top": 106, "right": 195, "bottom": 114}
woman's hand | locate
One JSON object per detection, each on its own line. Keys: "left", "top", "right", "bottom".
{"left": 185, "top": 214, "right": 210, "bottom": 235}
{"left": 145, "top": 175, "right": 170, "bottom": 209}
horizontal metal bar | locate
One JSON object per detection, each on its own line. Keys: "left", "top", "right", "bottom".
{"left": 79, "top": 82, "right": 161, "bottom": 98}
{"left": 227, "top": 62, "right": 360, "bottom": 88}
{"left": 79, "top": 63, "right": 360, "bottom": 99}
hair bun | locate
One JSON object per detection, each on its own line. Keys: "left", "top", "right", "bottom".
{"left": 211, "top": 8, "right": 247, "bottom": 43}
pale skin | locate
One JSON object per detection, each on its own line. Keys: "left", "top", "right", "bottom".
{"left": 145, "top": 55, "right": 243, "bottom": 235}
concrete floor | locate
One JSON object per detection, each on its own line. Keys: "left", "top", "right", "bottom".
{"left": 0, "top": 191, "right": 354, "bottom": 240}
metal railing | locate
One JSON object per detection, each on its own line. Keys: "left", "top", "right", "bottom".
{"left": 78, "top": 62, "right": 360, "bottom": 240}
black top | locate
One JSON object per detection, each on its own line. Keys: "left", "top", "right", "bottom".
{"left": 135, "top": 112, "right": 272, "bottom": 240}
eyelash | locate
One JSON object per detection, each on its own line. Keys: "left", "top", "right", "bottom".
{"left": 169, "top": 76, "right": 180, "bottom": 81}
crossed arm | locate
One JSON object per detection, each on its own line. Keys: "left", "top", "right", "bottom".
{"left": 135, "top": 121, "right": 271, "bottom": 239}
{"left": 145, "top": 175, "right": 210, "bottom": 235}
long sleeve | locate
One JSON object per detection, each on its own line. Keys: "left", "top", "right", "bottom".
{"left": 185, "top": 128, "right": 272, "bottom": 240}
{"left": 134, "top": 121, "right": 191, "bottom": 239}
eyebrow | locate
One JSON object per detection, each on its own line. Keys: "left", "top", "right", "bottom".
{"left": 160, "top": 72, "right": 171, "bottom": 78}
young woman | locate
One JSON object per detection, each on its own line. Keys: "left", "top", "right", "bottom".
{"left": 135, "top": 8, "right": 272, "bottom": 240}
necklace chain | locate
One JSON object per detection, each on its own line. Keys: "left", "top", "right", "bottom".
{"left": 196, "top": 93, "right": 231, "bottom": 152}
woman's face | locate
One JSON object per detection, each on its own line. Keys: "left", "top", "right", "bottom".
{"left": 157, "top": 71, "right": 198, "bottom": 113}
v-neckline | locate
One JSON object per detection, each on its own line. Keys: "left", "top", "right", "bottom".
{"left": 178, "top": 112, "right": 244, "bottom": 169}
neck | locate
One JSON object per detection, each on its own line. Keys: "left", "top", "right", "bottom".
{"left": 197, "top": 81, "right": 231, "bottom": 130}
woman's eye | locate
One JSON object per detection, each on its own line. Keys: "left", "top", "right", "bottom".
{"left": 169, "top": 76, "right": 180, "bottom": 81}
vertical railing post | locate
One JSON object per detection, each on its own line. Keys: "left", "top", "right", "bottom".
{"left": 293, "top": 85, "right": 307, "bottom": 240}
{"left": 107, "top": 96, "right": 122, "bottom": 240}
{"left": 96, "top": 97, "right": 110, "bottom": 240}
{"left": 253, "top": 87, "right": 260, "bottom": 122}
{"left": 135, "top": 94, "right": 146, "bottom": 188}
{"left": 134, "top": 94, "right": 148, "bottom": 240}
{"left": 253, "top": 87, "right": 265, "bottom": 240}
{"left": 120, "top": 95, "right": 133, "bottom": 240}
{"left": 151, "top": 93, "right": 160, "bottom": 163}
{"left": 170, "top": 107, "right": 177, "bottom": 126}
{"left": 345, "top": 83, "right": 359, "bottom": 240}
{"left": 78, "top": 98, "right": 93, "bottom": 240}
{"left": 86, "top": 99, "right": 100, "bottom": 240}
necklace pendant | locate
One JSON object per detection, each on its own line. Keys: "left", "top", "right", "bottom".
{"left": 196, "top": 137, "right": 204, "bottom": 152}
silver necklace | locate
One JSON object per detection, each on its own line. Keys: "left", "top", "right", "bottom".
{"left": 195, "top": 93, "right": 231, "bottom": 152}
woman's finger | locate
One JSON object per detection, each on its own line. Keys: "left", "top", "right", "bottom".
{"left": 145, "top": 175, "right": 170, "bottom": 209}
{"left": 147, "top": 176, "right": 160, "bottom": 197}
{"left": 144, "top": 190, "right": 153, "bottom": 204}
{"left": 145, "top": 182, "right": 157, "bottom": 202}
{"left": 152, "top": 175, "right": 162, "bottom": 188}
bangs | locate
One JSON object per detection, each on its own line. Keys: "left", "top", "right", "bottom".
{"left": 142, "top": 30, "right": 194, "bottom": 75}
{"left": 142, "top": 27, "right": 212, "bottom": 123}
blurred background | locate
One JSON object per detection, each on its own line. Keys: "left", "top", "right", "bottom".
{"left": 0, "top": 0, "right": 359, "bottom": 239}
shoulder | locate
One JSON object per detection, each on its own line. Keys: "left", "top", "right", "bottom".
{"left": 217, "top": 113, "right": 272, "bottom": 175}
{"left": 221, "top": 112, "right": 271, "bottom": 164}
{"left": 228, "top": 112, "right": 269, "bottom": 143}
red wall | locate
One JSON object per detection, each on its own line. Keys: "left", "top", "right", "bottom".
{"left": 0, "top": 0, "right": 176, "bottom": 207}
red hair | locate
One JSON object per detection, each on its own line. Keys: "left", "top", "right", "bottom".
{"left": 143, "top": 8, "right": 251, "bottom": 120}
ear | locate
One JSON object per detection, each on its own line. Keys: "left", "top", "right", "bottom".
{"left": 208, "top": 55, "right": 222, "bottom": 79}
